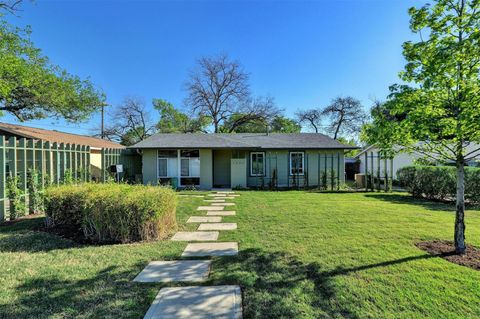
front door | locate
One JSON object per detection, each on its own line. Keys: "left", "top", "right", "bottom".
{"left": 213, "top": 149, "right": 231, "bottom": 188}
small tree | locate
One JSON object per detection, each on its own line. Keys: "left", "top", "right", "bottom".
{"left": 363, "top": 0, "right": 480, "bottom": 254}
{"left": 27, "top": 169, "right": 43, "bottom": 214}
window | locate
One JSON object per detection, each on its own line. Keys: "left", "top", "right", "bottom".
{"left": 181, "top": 158, "right": 189, "bottom": 176}
{"left": 290, "top": 152, "right": 304, "bottom": 175}
{"left": 250, "top": 152, "right": 265, "bottom": 176}
{"left": 157, "top": 149, "right": 177, "bottom": 178}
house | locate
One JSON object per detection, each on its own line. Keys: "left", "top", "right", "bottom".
{"left": 0, "top": 122, "right": 123, "bottom": 178}
{"left": 355, "top": 144, "right": 480, "bottom": 179}
{"left": 130, "top": 133, "right": 357, "bottom": 189}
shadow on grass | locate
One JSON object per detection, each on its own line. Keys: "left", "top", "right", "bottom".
{"left": 363, "top": 193, "right": 454, "bottom": 212}
{"left": 0, "top": 265, "right": 155, "bottom": 319}
{"left": 210, "top": 248, "right": 438, "bottom": 319}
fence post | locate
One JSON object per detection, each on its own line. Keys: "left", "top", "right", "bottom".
{"left": 0, "top": 136, "right": 6, "bottom": 220}
{"left": 19, "top": 138, "right": 28, "bottom": 213}
{"left": 86, "top": 146, "right": 91, "bottom": 182}
{"left": 337, "top": 152, "right": 341, "bottom": 190}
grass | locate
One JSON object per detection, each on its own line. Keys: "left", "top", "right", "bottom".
{"left": 0, "top": 191, "right": 479, "bottom": 318}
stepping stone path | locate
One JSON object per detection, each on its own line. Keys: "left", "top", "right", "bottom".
{"left": 144, "top": 285, "right": 242, "bottom": 319}
{"left": 198, "top": 222, "right": 237, "bottom": 231}
{"left": 137, "top": 190, "right": 243, "bottom": 318}
{"left": 211, "top": 202, "right": 235, "bottom": 206}
{"left": 133, "top": 260, "right": 211, "bottom": 283}
{"left": 197, "top": 205, "right": 225, "bottom": 211}
{"left": 187, "top": 216, "right": 222, "bottom": 223}
{"left": 171, "top": 231, "right": 219, "bottom": 241}
{"left": 206, "top": 210, "right": 236, "bottom": 216}
{"left": 182, "top": 242, "right": 239, "bottom": 257}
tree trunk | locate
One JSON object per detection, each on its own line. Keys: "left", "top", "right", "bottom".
{"left": 455, "top": 160, "right": 466, "bottom": 254}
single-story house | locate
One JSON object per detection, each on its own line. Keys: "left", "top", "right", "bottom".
{"left": 0, "top": 122, "right": 124, "bottom": 178}
{"left": 130, "top": 133, "right": 357, "bottom": 189}
{"left": 355, "top": 144, "right": 480, "bottom": 179}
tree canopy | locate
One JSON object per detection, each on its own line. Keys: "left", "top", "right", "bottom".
{"left": 154, "top": 98, "right": 209, "bottom": 133}
{"left": 0, "top": 13, "right": 104, "bottom": 122}
{"left": 362, "top": 0, "right": 480, "bottom": 253}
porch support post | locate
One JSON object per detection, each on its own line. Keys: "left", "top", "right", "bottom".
{"left": 177, "top": 149, "right": 181, "bottom": 187}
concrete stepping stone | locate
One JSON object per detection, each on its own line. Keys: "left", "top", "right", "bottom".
{"left": 133, "top": 260, "right": 211, "bottom": 283}
{"left": 211, "top": 202, "right": 235, "bottom": 206}
{"left": 144, "top": 285, "right": 242, "bottom": 319}
{"left": 208, "top": 193, "right": 226, "bottom": 197}
{"left": 216, "top": 191, "right": 235, "bottom": 194}
{"left": 171, "top": 231, "right": 219, "bottom": 241}
{"left": 182, "top": 242, "right": 239, "bottom": 257}
{"left": 178, "top": 195, "right": 204, "bottom": 198}
{"left": 187, "top": 216, "right": 222, "bottom": 223}
{"left": 198, "top": 223, "right": 237, "bottom": 231}
{"left": 204, "top": 199, "right": 225, "bottom": 203}
{"left": 206, "top": 211, "right": 236, "bottom": 216}
{"left": 197, "top": 206, "right": 224, "bottom": 211}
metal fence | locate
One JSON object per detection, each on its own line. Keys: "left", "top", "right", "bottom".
{"left": 0, "top": 135, "right": 142, "bottom": 221}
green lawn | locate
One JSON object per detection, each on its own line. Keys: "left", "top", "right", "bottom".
{"left": 0, "top": 191, "right": 479, "bottom": 318}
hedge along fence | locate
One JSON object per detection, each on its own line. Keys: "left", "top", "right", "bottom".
{"left": 397, "top": 166, "right": 480, "bottom": 203}
{"left": 44, "top": 183, "right": 177, "bottom": 243}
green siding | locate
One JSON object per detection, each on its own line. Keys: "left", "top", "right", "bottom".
{"left": 199, "top": 149, "right": 213, "bottom": 189}
{"left": 142, "top": 149, "right": 158, "bottom": 185}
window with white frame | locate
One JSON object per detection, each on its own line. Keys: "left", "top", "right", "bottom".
{"left": 157, "top": 150, "right": 177, "bottom": 178}
{"left": 250, "top": 152, "right": 265, "bottom": 176}
{"left": 289, "top": 151, "right": 304, "bottom": 175}
{"left": 180, "top": 150, "right": 200, "bottom": 177}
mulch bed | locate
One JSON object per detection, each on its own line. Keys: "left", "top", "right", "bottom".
{"left": 0, "top": 214, "right": 42, "bottom": 227}
{"left": 416, "top": 240, "right": 480, "bottom": 270}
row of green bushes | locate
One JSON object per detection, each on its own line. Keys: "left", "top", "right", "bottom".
{"left": 397, "top": 166, "right": 480, "bottom": 203}
{"left": 44, "top": 183, "right": 177, "bottom": 243}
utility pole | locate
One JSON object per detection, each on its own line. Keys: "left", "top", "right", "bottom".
{"left": 101, "top": 103, "right": 107, "bottom": 139}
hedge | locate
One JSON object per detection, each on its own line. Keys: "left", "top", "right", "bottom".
{"left": 397, "top": 165, "right": 480, "bottom": 203}
{"left": 45, "top": 183, "right": 177, "bottom": 243}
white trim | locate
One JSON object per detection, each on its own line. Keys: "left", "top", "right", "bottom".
{"left": 250, "top": 151, "right": 265, "bottom": 176}
{"left": 289, "top": 151, "right": 305, "bottom": 176}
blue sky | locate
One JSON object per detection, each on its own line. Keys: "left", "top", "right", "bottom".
{"left": 4, "top": 0, "right": 420, "bottom": 134}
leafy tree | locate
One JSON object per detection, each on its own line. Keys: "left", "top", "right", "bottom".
{"left": 0, "top": 15, "right": 104, "bottom": 121}
{"left": 322, "top": 96, "right": 367, "bottom": 139}
{"left": 185, "top": 54, "right": 279, "bottom": 132}
{"left": 295, "top": 108, "right": 323, "bottom": 133}
{"left": 153, "top": 98, "right": 208, "bottom": 133}
{"left": 363, "top": 0, "right": 480, "bottom": 254}
{"left": 222, "top": 114, "right": 300, "bottom": 133}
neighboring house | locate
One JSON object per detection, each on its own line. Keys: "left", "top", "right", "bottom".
{"left": 130, "top": 133, "right": 357, "bottom": 189}
{"left": 355, "top": 144, "right": 480, "bottom": 179}
{"left": 0, "top": 122, "right": 123, "bottom": 178}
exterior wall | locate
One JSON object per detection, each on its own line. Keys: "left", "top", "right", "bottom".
{"left": 246, "top": 149, "right": 345, "bottom": 188}
{"left": 142, "top": 149, "right": 158, "bottom": 185}
{"left": 231, "top": 158, "right": 247, "bottom": 188}
{"left": 213, "top": 149, "right": 231, "bottom": 187}
{"left": 199, "top": 149, "right": 213, "bottom": 189}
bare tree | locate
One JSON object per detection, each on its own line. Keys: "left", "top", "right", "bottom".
{"left": 103, "top": 96, "right": 156, "bottom": 146}
{"left": 185, "top": 54, "right": 253, "bottom": 133}
{"left": 322, "top": 96, "right": 367, "bottom": 139}
{"left": 0, "top": 0, "right": 23, "bottom": 14}
{"left": 295, "top": 108, "right": 323, "bottom": 133}
{"left": 223, "top": 96, "right": 281, "bottom": 133}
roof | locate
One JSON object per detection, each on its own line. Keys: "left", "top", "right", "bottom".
{"left": 0, "top": 122, "right": 124, "bottom": 149}
{"left": 130, "top": 133, "right": 358, "bottom": 150}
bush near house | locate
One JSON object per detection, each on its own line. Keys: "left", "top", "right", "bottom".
{"left": 397, "top": 166, "right": 480, "bottom": 203}
{"left": 44, "top": 183, "right": 177, "bottom": 243}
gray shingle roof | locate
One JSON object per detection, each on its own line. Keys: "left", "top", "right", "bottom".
{"left": 130, "top": 133, "right": 357, "bottom": 150}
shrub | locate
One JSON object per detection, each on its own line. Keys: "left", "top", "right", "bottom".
{"left": 397, "top": 165, "right": 480, "bottom": 203}
{"left": 27, "top": 169, "right": 44, "bottom": 214}
{"left": 44, "top": 183, "right": 177, "bottom": 243}
{"left": 6, "top": 175, "right": 25, "bottom": 220}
